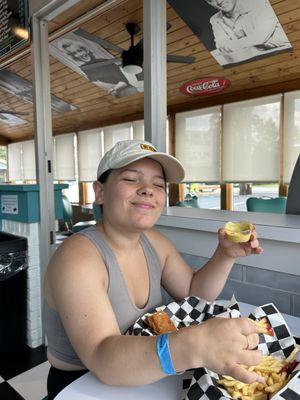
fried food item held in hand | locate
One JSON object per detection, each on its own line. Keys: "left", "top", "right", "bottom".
{"left": 249, "top": 317, "right": 274, "bottom": 336}
{"left": 146, "top": 311, "right": 177, "bottom": 335}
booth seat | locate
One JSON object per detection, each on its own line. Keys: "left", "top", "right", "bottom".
{"left": 176, "top": 195, "right": 200, "bottom": 208}
{"left": 61, "top": 195, "right": 96, "bottom": 233}
{"left": 246, "top": 197, "right": 287, "bottom": 213}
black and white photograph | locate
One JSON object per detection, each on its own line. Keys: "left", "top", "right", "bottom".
{"left": 0, "top": 68, "right": 76, "bottom": 113}
{"left": 168, "top": 0, "right": 293, "bottom": 67}
{"left": 0, "top": 112, "right": 26, "bottom": 126}
{"left": 49, "top": 29, "right": 144, "bottom": 98}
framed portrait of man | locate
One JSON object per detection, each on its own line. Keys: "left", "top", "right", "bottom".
{"left": 168, "top": 0, "right": 292, "bottom": 67}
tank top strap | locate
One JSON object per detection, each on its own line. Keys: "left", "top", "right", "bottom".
{"left": 139, "top": 232, "right": 163, "bottom": 275}
{"left": 76, "top": 226, "right": 115, "bottom": 266}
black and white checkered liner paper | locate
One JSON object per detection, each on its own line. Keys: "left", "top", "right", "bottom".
{"left": 125, "top": 297, "right": 300, "bottom": 400}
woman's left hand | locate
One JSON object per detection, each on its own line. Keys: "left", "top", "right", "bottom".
{"left": 217, "top": 228, "right": 263, "bottom": 259}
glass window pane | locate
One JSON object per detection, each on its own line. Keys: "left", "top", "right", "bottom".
{"left": 233, "top": 183, "right": 279, "bottom": 211}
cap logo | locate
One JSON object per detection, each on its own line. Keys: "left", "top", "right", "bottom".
{"left": 140, "top": 144, "right": 157, "bottom": 152}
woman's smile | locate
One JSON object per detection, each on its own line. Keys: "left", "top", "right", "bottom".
{"left": 131, "top": 201, "right": 155, "bottom": 210}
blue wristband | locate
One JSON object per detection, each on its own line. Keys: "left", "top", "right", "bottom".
{"left": 156, "top": 333, "right": 177, "bottom": 375}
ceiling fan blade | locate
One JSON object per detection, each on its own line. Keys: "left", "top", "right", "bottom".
{"left": 167, "top": 54, "right": 196, "bottom": 64}
{"left": 81, "top": 58, "right": 121, "bottom": 73}
{"left": 75, "top": 28, "right": 124, "bottom": 54}
{"left": 135, "top": 37, "right": 143, "bottom": 51}
{"left": 0, "top": 110, "right": 29, "bottom": 115}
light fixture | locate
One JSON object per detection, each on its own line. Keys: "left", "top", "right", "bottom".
{"left": 122, "top": 64, "right": 142, "bottom": 74}
{"left": 122, "top": 46, "right": 143, "bottom": 75}
{"left": 11, "top": 26, "right": 29, "bottom": 40}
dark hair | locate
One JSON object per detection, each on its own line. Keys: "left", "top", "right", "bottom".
{"left": 97, "top": 169, "right": 113, "bottom": 184}
{"left": 96, "top": 169, "right": 113, "bottom": 214}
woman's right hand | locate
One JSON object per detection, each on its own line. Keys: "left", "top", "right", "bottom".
{"left": 186, "top": 317, "right": 263, "bottom": 383}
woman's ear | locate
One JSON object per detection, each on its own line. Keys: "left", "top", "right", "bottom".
{"left": 93, "top": 181, "right": 104, "bottom": 204}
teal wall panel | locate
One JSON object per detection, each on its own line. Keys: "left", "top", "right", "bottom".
{"left": 0, "top": 184, "right": 68, "bottom": 223}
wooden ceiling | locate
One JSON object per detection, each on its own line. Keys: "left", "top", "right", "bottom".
{"left": 0, "top": 0, "right": 299, "bottom": 142}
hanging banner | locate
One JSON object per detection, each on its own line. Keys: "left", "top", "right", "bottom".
{"left": 0, "top": 0, "right": 29, "bottom": 60}
{"left": 180, "top": 77, "right": 230, "bottom": 96}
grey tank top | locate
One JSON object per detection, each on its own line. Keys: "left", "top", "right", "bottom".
{"left": 44, "top": 226, "right": 163, "bottom": 367}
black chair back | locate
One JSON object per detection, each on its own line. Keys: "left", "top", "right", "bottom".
{"left": 286, "top": 154, "right": 300, "bottom": 215}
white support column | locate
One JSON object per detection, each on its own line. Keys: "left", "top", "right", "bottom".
{"left": 143, "top": 0, "right": 167, "bottom": 152}
{"left": 31, "top": 16, "right": 56, "bottom": 326}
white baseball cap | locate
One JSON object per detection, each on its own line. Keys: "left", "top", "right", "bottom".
{"left": 97, "top": 139, "right": 185, "bottom": 183}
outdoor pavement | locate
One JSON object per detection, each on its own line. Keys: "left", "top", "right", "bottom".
{"left": 195, "top": 187, "right": 279, "bottom": 211}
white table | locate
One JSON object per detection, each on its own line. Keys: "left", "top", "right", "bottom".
{"left": 55, "top": 302, "right": 300, "bottom": 400}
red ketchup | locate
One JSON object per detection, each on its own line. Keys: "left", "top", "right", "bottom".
{"left": 281, "top": 360, "right": 299, "bottom": 375}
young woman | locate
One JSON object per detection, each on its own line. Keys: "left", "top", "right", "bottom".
{"left": 44, "top": 139, "right": 263, "bottom": 399}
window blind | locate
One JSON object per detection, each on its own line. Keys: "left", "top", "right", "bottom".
{"left": 8, "top": 142, "right": 22, "bottom": 181}
{"left": 132, "top": 120, "right": 144, "bottom": 141}
{"left": 175, "top": 107, "right": 221, "bottom": 182}
{"left": 78, "top": 129, "right": 103, "bottom": 182}
{"left": 223, "top": 95, "right": 281, "bottom": 182}
{"left": 103, "top": 123, "right": 132, "bottom": 152}
{"left": 22, "top": 140, "right": 36, "bottom": 180}
{"left": 54, "top": 133, "right": 76, "bottom": 180}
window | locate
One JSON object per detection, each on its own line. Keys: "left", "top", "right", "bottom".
{"left": 0, "top": 145, "right": 7, "bottom": 182}
{"left": 103, "top": 122, "right": 132, "bottom": 152}
{"left": 176, "top": 107, "right": 221, "bottom": 182}
{"left": 78, "top": 128, "right": 103, "bottom": 182}
{"left": 223, "top": 95, "right": 281, "bottom": 182}
{"left": 53, "top": 133, "right": 76, "bottom": 181}
{"left": 176, "top": 107, "right": 221, "bottom": 209}
{"left": 8, "top": 142, "right": 22, "bottom": 181}
{"left": 22, "top": 140, "right": 36, "bottom": 180}
{"left": 62, "top": 180, "right": 79, "bottom": 204}
{"left": 7, "top": 141, "right": 36, "bottom": 182}
{"left": 54, "top": 133, "right": 79, "bottom": 203}
{"left": 233, "top": 183, "right": 279, "bottom": 211}
{"left": 86, "top": 182, "right": 96, "bottom": 204}
{"left": 184, "top": 182, "right": 221, "bottom": 210}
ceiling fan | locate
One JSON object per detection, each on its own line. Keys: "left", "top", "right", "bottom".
{"left": 78, "top": 23, "right": 196, "bottom": 75}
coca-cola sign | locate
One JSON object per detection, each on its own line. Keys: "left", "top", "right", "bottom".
{"left": 180, "top": 77, "right": 230, "bottom": 96}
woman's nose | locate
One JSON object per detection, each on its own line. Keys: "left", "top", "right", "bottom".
{"left": 137, "top": 185, "right": 153, "bottom": 196}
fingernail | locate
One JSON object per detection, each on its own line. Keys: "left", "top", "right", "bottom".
{"left": 256, "top": 376, "right": 265, "bottom": 383}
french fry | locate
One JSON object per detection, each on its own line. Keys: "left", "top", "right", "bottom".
{"left": 264, "top": 382, "right": 284, "bottom": 394}
{"left": 285, "top": 346, "right": 300, "bottom": 363}
{"left": 217, "top": 354, "right": 292, "bottom": 400}
{"left": 249, "top": 317, "right": 275, "bottom": 336}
